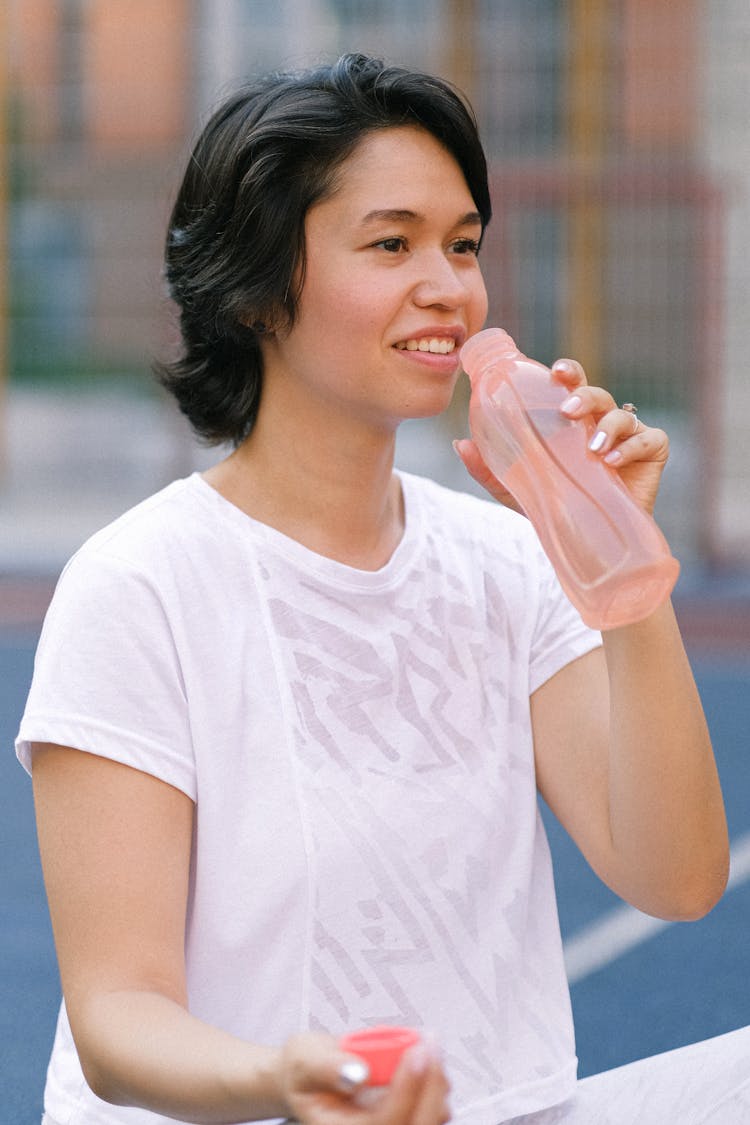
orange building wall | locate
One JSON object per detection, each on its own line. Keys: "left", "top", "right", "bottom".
{"left": 82, "top": 0, "right": 190, "bottom": 148}
{"left": 9, "top": 0, "right": 61, "bottom": 141}
{"left": 622, "top": 0, "right": 698, "bottom": 146}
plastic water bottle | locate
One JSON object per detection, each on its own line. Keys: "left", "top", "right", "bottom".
{"left": 460, "top": 328, "right": 680, "bottom": 630}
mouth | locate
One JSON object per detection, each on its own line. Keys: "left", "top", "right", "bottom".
{"left": 394, "top": 337, "right": 457, "bottom": 355}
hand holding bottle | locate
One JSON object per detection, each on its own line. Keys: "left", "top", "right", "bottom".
{"left": 552, "top": 356, "right": 670, "bottom": 517}
{"left": 456, "top": 345, "right": 670, "bottom": 516}
{"left": 456, "top": 329, "right": 679, "bottom": 630}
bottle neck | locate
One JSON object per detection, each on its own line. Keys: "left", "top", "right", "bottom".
{"left": 461, "top": 328, "right": 521, "bottom": 387}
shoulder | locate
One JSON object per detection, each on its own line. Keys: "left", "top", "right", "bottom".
{"left": 400, "top": 471, "right": 597, "bottom": 650}
{"left": 46, "top": 474, "right": 226, "bottom": 627}
{"left": 400, "top": 470, "right": 542, "bottom": 563}
{"left": 74, "top": 475, "right": 206, "bottom": 570}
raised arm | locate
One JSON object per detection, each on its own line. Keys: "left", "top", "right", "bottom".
{"left": 530, "top": 611, "right": 728, "bottom": 920}
{"left": 456, "top": 361, "right": 729, "bottom": 920}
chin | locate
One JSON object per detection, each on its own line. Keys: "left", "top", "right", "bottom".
{"left": 403, "top": 379, "right": 459, "bottom": 413}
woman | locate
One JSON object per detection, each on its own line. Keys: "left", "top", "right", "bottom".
{"left": 17, "top": 53, "right": 739, "bottom": 1125}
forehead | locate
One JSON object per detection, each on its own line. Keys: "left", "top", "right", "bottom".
{"left": 322, "top": 125, "right": 477, "bottom": 217}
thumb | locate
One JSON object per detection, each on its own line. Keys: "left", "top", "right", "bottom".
{"left": 282, "top": 1034, "right": 369, "bottom": 1099}
{"left": 335, "top": 1056, "right": 371, "bottom": 1096}
{"left": 453, "top": 439, "right": 525, "bottom": 515}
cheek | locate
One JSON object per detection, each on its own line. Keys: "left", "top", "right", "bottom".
{"left": 325, "top": 278, "right": 395, "bottom": 336}
{"left": 304, "top": 269, "right": 378, "bottom": 326}
{"left": 471, "top": 274, "right": 489, "bottom": 330}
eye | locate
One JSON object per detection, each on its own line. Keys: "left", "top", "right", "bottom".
{"left": 450, "top": 237, "right": 481, "bottom": 256}
{"left": 373, "top": 236, "right": 408, "bottom": 253}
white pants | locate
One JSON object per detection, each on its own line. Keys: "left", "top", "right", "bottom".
{"left": 506, "top": 1026, "right": 750, "bottom": 1124}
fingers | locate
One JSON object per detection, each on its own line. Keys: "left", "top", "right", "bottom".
{"left": 552, "top": 360, "right": 642, "bottom": 446}
{"left": 377, "top": 1041, "right": 451, "bottom": 1125}
{"left": 521, "top": 356, "right": 670, "bottom": 471}
{"left": 453, "top": 439, "right": 526, "bottom": 514}
{"left": 337, "top": 1058, "right": 371, "bottom": 1095}
{"left": 550, "top": 357, "right": 587, "bottom": 390}
{"left": 559, "top": 393, "right": 670, "bottom": 468}
{"left": 457, "top": 353, "right": 671, "bottom": 515}
{"left": 281, "top": 1033, "right": 451, "bottom": 1125}
{"left": 279, "top": 1033, "right": 451, "bottom": 1125}
{"left": 280, "top": 1033, "right": 371, "bottom": 1120}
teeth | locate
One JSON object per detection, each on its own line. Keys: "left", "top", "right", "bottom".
{"left": 396, "top": 337, "right": 456, "bottom": 354}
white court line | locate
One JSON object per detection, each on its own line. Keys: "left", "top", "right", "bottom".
{"left": 563, "top": 830, "right": 750, "bottom": 986}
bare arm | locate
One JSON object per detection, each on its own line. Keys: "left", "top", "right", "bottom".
{"left": 32, "top": 745, "right": 450, "bottom": 1124}
{"left": 531, "top": 611, "right": 728, "bottom": 920}
{"left": 456, "top": 358, "right": 729, "bottom": 920}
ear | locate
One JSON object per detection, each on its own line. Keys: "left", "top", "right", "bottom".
{"left": 235, "top": 314, "right": 273, "bottom": 339}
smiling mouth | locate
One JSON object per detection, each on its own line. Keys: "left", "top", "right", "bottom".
{"left": 395, "top": 337, "right": 457, "bottom": 355}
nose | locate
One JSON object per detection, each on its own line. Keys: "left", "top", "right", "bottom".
{"left": 411, "top": 249, "right": 474, "bottom": 310}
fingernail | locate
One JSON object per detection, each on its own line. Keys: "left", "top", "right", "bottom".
{"left": 560, "top": 395, "right": 582, "bottom": 415}
{"left": 604, "top": 449, "right": 622, "bottom": 465}
{"left": 338, "top": 1059, "right": 369, "bottom": 1092}
{"left": 552, "top": 359, "right": 574, "bottom": 373}
{"left": 588, "top": 430, "right": 607, "bottom": 452}
{"left": 452, "top": 439, "right": 462, "bottom": 457}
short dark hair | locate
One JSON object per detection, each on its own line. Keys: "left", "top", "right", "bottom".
{"left": 156, "top": 52, "right": 492, "bottom": 446}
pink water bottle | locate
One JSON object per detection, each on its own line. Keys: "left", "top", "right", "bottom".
{"left": 460, "top": 328, "right": 680, "bottom": 630}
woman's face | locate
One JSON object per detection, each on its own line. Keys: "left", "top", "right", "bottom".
{"left": 262, "top": 125, "right": 489, "bottom": 431}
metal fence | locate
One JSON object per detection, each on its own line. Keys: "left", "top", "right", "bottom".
{"left": 3, "top": 0, "right": 749, "bottom": 563}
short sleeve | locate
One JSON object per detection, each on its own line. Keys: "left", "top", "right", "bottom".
{"left": 527, "top": 534, "right": 602, "bottom": 694}
{"left": 16, "top": 547, "right": 196, "bottom": 800}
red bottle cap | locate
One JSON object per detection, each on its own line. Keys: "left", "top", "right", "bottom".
{"left": 339, "top": 1025, "right": 421, "bottom": 1085}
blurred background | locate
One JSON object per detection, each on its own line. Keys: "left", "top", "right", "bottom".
{"left": 2, "top": 0, "right": 750, "bottom": 571}
{"left": 2, "top": 2, "right": 750, "bottom": 1122}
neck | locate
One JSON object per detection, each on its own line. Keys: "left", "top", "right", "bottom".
{"left": 203, "top": 400, "right": 405, "bottom": 571}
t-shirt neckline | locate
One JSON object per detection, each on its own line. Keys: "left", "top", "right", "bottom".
{"left": 188, "top": 469, "right": 423, "bottom": 591}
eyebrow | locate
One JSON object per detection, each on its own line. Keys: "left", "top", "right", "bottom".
{"left": 360, "top": 208, "right": 483, "bottom": 228}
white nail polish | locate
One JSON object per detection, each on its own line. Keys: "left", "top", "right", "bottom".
{"left": 338, "top": 1059, "right": 369, "bottom": 1092}
{"left": 589, "top": 430, "right": 607, "bottom": 452}
{"left": 560, "top": 394, "right": 582, "bottom": 415}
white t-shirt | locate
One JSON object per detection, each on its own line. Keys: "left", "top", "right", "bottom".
{"left": 17, "top": 470, "right": 601, "bottom": 1125}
